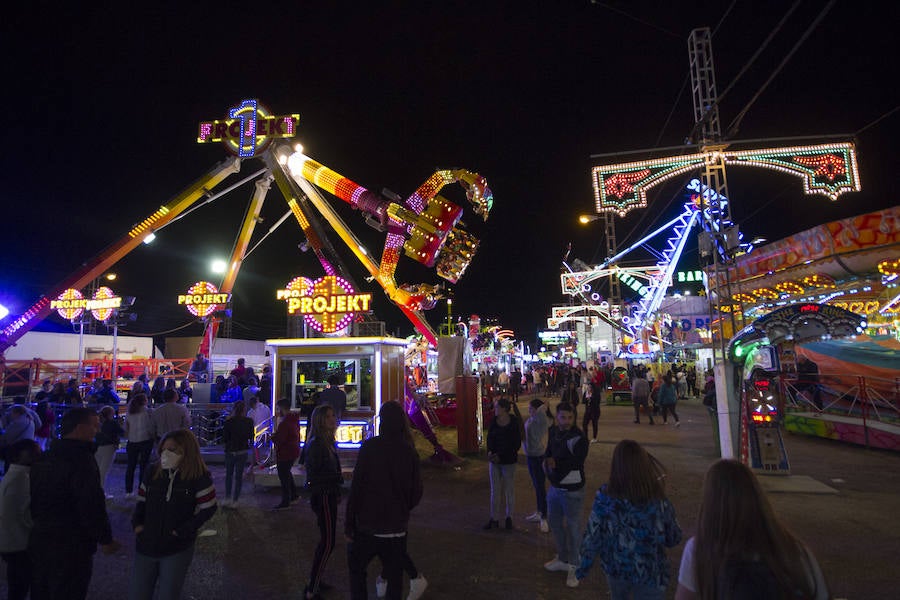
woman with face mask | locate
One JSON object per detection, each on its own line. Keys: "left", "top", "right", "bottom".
{"left": 128, "top": 429, "right": 217, "bottom": 600}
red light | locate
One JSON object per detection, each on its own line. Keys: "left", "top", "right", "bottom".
{"left": 800, "top": 304, "right": 820, "bottom": 313}
{"left": 754, "top": 380, "right": 771, "bottom": 391}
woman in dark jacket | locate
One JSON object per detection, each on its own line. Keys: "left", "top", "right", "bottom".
{"left": 129, "top": 429, "right": 217, "bottom": 600}
{"left": 484, "top": 397, "right": 522, "bottom": 530}
{"left": 303, "top": 404, "right": 343, "bottom": 600}
{"left": 657, "top": 375, "right": 681, "bottom": 426}
{"left": 222, "top": 400, "right": 254, "bottom": 507}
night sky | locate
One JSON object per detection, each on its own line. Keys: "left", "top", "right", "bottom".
{"left": 2, "top": 1, "right": 897, "bottom": 350}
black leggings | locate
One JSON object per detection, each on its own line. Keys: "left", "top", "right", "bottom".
{"left": 276, "top": 460, "right": 297, "bottom": 504}
{"left": 308, "top": 492, "right": 338, "bottom": 594}
{"left": 125, "top": 439, "right": 154, "bottom": 493}
{"left": 582, "top": 405, "right": 599, "bottom": 439}
{"left": 661, "top": 405, "right": 679, "bottom": 423}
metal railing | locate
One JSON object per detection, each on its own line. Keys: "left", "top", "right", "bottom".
{"left": 781, "top": 373, "right": 900, "bottom": 424}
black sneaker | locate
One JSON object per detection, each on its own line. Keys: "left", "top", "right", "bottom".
{"left": 505, "top": 517, "right": 513, "bottom": 530}
{"left": 483, "top": 519, "right": 499, "bottom": 530}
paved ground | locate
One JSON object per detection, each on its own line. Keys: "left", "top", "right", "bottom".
{"left": 4, "top": 392, "right": 899, "bottom": 599}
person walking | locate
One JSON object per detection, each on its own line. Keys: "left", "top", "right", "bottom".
{"left": 0, "top": 440, "right": 41, "bottom": 600}
{"left": 484, "top": 397, "right": 521, "bottom": 530}
{"left": 631, "top": 372, "right": 654, "bottom": 425}
{"left": 657, "top": 375, "right": 680, "bottom": 426}
{"left": 346, "top": 400, "right": 424, "bottom": 600}
{"left": 523, "top": 398, "right": 550, "bottom": 533}
{"left": 582, "top": 383, "right": 602, "bottom": 443}
{"left": 221, "top": 400, "right": 254, "bottom": 507}
{"left": 272, "top": 398, "right": 300, "bottom": 510}
{"left": 575, "top": 440, "right": 682, "bottom": 598}
{"left": 302, "top": 405, "right": 344, "bottom": 599}
{"left": 28, "top": 408, "right": 121, "bottom": 600}
{"left": 542, "top": 402, "right": 590, "bottom": 589}
{"left": 151, "top": 388, "right": 191, "bottom": 438}
{"left": 95, "top": 405, "right": 124, "bottom": 498}
{"left": 675, "top": 459, "right": 829, "bottom": 599}
{"left": 128, "top": 429, "right": 217, "bottom": 600}
{"left": 125, "top": 394, "right": 155, "bottom": 497}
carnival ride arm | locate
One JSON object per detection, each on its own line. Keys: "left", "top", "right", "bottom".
{"left": 0, "top": 156, "right": 243, "bottom": 354}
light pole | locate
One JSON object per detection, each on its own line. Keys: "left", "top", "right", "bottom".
{"left": 578, "top": 214, "right": 620, "bottom": 363}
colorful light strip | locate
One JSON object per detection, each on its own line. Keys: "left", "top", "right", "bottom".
{"left": 592, "top": 142, "right": 860, "bottom": 217}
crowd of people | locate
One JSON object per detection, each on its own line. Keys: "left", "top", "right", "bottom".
{"left": 0, "top": 356, "right": 831, "bottom": 599}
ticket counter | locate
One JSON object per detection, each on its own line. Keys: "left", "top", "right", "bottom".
{"left": 265, "top": 336, "right": 408, "bottom": 446}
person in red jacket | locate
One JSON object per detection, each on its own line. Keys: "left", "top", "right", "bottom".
{"left": 272, "top": 398, "right": 300, "bottom": 510}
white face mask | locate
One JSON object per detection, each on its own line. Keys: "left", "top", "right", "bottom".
{"left": 160, "top": 449, "right": 182, "bottom": 470}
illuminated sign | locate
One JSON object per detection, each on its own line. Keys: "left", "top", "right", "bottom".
{"left": 538, "top": 331, "right": 576, "bottom": 345}
{"left": 676, "top": 270, "right": 704, "bottom": 283}
{"left": 299, "top": 419, "right": 368, "bottom": 450}
{"left": 50, "top": 287, "right": 123, "bottom": 321}
{"left": 197, "top": 98, "right": 299, "bottom": 157}
{"left": 178, "top": 281, "right": 230, "bottom": 318}
{"left": 278, "top": 275, "right": 372, "bottom": 334}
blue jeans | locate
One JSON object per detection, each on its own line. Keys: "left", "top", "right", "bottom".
{"left": 129, "top": 545, "right": 195, "bottom": 600}
{"left": 547, "top": 486, "right": 584, "bottom": 564}
{"left": 526, "top": 456, "right": 547, "bottom": 517}
{"left": 224, "top": 450, "right": 249, "bottom": 501}
{"left": 607, "top": 576, "right": 665, "bottom": 600}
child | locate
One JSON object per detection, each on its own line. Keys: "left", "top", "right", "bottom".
{"left": 575, "top": 439, "right": 682, "bottom": 598}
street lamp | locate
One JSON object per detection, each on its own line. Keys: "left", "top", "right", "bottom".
{"left": 579, "top": 214, "right": 600, "bottom": 224}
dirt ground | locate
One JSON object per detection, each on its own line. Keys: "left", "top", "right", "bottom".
{"left": 4, "top": 392, "right": 898, "bottom": 599}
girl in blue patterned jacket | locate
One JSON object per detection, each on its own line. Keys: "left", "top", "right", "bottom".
{"left": 575, "top": 439, "right": 682, "bottom": 599}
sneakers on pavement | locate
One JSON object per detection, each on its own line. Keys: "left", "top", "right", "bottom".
{"left": 590, "top": 438, "right": 599, "bottom": 443}
{"left": 544, "top": 557, "right": 570, "bottom": 572}
{"left": 505, "top": 516, "right": 513, "bottom": 530}
{"left": 375, "top": 575, "right": 386, "bottom": 598}
{"left": 675, "top": 421, "right": 681, "bottom": 427}
{"left": 540, "top": 518, "right": 549, "bottom": 533}
{"left": 566, "top": 565, "right": 580, "bottom": 588}
{"left": 221, "top": 498, "right": 231, "bottom": 508}
{"left": 483, "top": 519, "right": 499, "bottom": 530}
{"left": 524, "top": 511, "right": 542, "bottom": 522}
{"left": 408, "top": 575, "right": 428, "bottom": 600}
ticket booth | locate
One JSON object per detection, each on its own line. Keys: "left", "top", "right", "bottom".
{"left": 265, "top": 336, "right": 408, "bottom": 448}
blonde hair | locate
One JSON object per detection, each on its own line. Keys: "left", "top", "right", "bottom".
{"left": 154, "top": 429, "right": 209, "bottom": 481}
{"left": 308, "top": 405, "right": 335, "bottom": 445}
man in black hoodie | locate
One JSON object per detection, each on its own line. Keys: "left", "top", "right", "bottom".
{"left": 345, "top": 401, "right": 423, "bottom": 600}
{"left": 29, "top": 407, "right": 121, "bottom": 600}
{"left": 542, "top": 402, "right": 589, "bottom": 589}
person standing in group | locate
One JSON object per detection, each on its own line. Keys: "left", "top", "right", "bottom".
{"left": 657, "top": 375, "right": 680, "bottom": 426}
{"left": 575, "top": 440, "right": 682, "bottom": 598}
{"left": 33, "top": 401, "right": 55, "bottom": 451}
{"left": 28, "top": 407, "right": 121, "bottom": 600}
{"left": 346, "top": 400, "right": 424, "bottom": 600}
{"left": 95, "top": 405, "right": 124, "bottom": 498}
{"left": 675, "top": 459, "right": 829, "bottom": 599}
{"left": 129, "top": 429, "right": 217, "bottom": 600}
{"left": 125, "top": 394, "right": 155, "bottom": 498}
{"left": 187, "top": 353, "right": 210, "bottom": 383}
{"left": 230, "top": 358, "right": 248, "bottom": 386}
{"left": 150, "top": 376, "right": 166, "bottom": 406}
{"left": 317, "top": 374, "right": 347, "bottom": 423}
{"left": 272, "top": 398, "right": 300, "bottom": 510}
{"left": 246, "top": 396, "right": 271, "bottom": 468}
{"left": 542, "top": 401, "right": 589, "bottom": 589}
{"left": 582, "top": 382, "right": 602, "bottom": 444}
{"left": 222, "top": 400, "right": 254, "bottom": 507}
{"left": 302, "top": 405, "right": 344, "bottom": 600}
{"left": 0, "top": 440, "right": 41, "bottom": 600}
{"left": 523, "top": 397, "right": 550, "bottom": 533}
{"left": 152, "top": 388, "right": 192, "bottom": 438}
{"left": 631, "top": 371, "right": 654, "bottom": 425}
{"left": 484, "top": 397, "right": 521, "bottom": 530}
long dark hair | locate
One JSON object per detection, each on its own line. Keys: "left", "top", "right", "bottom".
{"left": 694, "top": 460, "right": 819, "bottom": 599}
{"left": 379, "top": 400, "right": 413, "bottom": 447}
{"left": 606, "top": 439, "right": 667, "bottom": 504}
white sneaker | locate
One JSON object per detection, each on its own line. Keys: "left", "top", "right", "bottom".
{"left": 540, "top": 518, "right": 549, "bottom": 533}
{"left": 407, "top": 575, "right": 428, "bottom": 600}
{"left": 375, "top": 575, "right": 386, "bottom": 598}
{"left": 566, "top": 565, "right": 580, "bottom": 588}
{"left": 544, "top": 557, "right": 569, "bottom": 572}
{"left": 589, "top": 438, "right": 599, "bottom": 444}
{"left": 524, "top": 511, "right": 542, "bottom": 522}
{"left": 220, "top": 498, "right": 231, "bottom": 508}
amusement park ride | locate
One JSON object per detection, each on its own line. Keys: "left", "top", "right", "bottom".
{"left": 0, "top": 99, "right": 492, "bottom": 357}
{"left": 558, "top": 27, "right": 887, "bottom": 468}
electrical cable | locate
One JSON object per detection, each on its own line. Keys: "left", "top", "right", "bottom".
{"left": 727, "top": 0, "right": 837, "bottom": 137}
{"left": 854, "top": 105, "right": 900, "bottom": 136}
{"left": 120, "top": 320, "right": 198, "bottom": 336}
